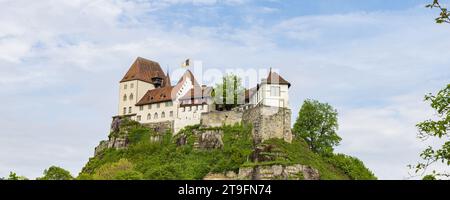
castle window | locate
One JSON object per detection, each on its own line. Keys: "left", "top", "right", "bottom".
{"left": 169, "top": 111, "right": 173, "bottom": 117}
{"left": 128, "top": 107, "right": 132, "bottom": 114}
{"left": 162, "top": 112, "right": 165, "bottom": 118}
{"left": 137, "top": 115, "right": 141, "bottom": 121}
{"left": 147, "top": 113, "right": 151, "bottom": 120}
{"left": 123, "top": 94, "right": 127, "bottom": 101}
{"left": 188, "top": 106, "right": 191, "bottom": 112}
{"left": 270, "top": 86, "right": 280, "bottom": 97}
{"left": 131, "top": 83, "right": 134, "bottom": 88}
{"left": 124, "top": 84, "right": 127, "bottom": 89}
{"left": 154, "top": 113, "right": 158, "bottom": 119}
{"left": 157, "top": 103, "right": 160, "bottom": 108}
{"left": 165, "top": 101, "right": 173, "bottom": 107}
{"left": 182, "top": 107, "right": 185, "bottom": 112}
{"left": 139, "top": 106, "right": 143, "bottom": 111}
{"left": 129, "top": 93, "right": 134, "bottom": 100}
{"left": 148, "top": 104, "right": 152, "bottom": 110}
{"left": 123, "top": 107, "right": 126, "bottom": 115}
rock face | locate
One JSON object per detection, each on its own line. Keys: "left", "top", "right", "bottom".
{"left": 203, "top": 171, "right": 237, "bottom": 180}
{"left": 203, "top": 164, "right": 320, "bottom": 180}
{"left": 142, "top": 120, "right": 174, "bottom": 134}
{"left": 238, "top": 164, "right": 320, "bottom": 180}
{"left": 94, "top": 137, "right": 128, "bottom": 156}
{"left": 198, "top": 130, "right": 224, "bottom": 150}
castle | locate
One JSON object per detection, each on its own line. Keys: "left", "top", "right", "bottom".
{"left": 114, "top": 57, "right": 292, "bottom": 142}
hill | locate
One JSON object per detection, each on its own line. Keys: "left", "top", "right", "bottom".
{"left": 78, "top": 119, "right": 376, "bottom": 180}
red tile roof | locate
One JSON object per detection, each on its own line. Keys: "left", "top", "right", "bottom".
{"left": 135, "top": 69, "right": 202, "bottom": 106}
{"left": 179, "top": 86, "right": 213, "bottom": 100}
{"left": 177, "top": 70, "right": 200, "bottom": 87}
{"left": 266, "top": 70, "right": 291, "bottom": 87}
{"left": 136, "top": 86, "right": 176, "bottom": 106}
{"left": 120, "top": 57, "right": 167, "bottom": 84}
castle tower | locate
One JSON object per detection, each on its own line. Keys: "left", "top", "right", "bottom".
{"left": 118, "top": 57, "right": 167, "bottom": 117}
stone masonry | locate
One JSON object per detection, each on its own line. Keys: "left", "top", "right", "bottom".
{"left": 200, "top": 110, "right": 243, "bottom": 127}
{"left": 242, "top": 105, "right": 292, "bottom": 143}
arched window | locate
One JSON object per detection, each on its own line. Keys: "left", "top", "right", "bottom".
{"left": 161, "top": 112, "right": 165, "bottom": 118}
{"left": 129, "top": 93, "right": 134, "bottom": 100}
{"left": 154, "top": 112, "right": 158, "bottom": 119}
{"left": 123, "top": 107, "right": 126, "bottom": 115}
{"left": 147, "top": 113, "right": 151, "bottom": 120}
{"left": 123, "top": 94, "right": 127, "bottom": 101}
{"left": 169, "top": 111, "right": 173, "bottom": 117}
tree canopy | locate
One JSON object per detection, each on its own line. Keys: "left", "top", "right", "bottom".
{"left": 37, "top": 166, "right": 73, "bottom": 180}
{"left": 212, "top": 74, "right": 245, "bottom": 110}
{"left": 293, "top": 99, "right": 342, "bottom": 155}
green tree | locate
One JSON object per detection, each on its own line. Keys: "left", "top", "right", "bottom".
{"left": 37, "top": 166, "right": 73, "bottom": 180}
{"left": 213, "top": 74, "right": 245, "bottom": 110}
{"left": 93, "top": 158, "right": 143, "bottom": 180}
{"left": 6, "top": 172, "right": 28, "bottom": 180}
{"left": 427, "top": 0, "right": 450, "bottom": 23}
{"left": 410, "top": 84, "right": 450, "bottom": 179}
{"left": 293, "top": 99, "right": 341, "bottom": 155}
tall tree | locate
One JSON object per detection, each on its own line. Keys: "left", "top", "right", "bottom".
{"left": 37, "top": 166, "right": 73, "bottom": 180}
{"left": 427, "top": 0, "right": 450, "bottom": 23}
{"left": 293, "top": 99, "right": 341, "bottom": 155}
{"left": 410, "top": 84, "right": 450, "bottom": 179}
{"left": 213, "top": 74, "right": 245, "bottom": 110}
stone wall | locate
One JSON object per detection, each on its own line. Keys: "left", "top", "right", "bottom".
{"left": 200, "top": 110, "right": 243, "bottom": 127}
{"left": 242, "top": 105, "right": 292, "bottom": 143}
{"left": 142, "top": 120, "right": 174, "bottom": 134}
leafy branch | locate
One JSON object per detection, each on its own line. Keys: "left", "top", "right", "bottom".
{"left": 427, "top": 0, "right": 450, "bottom": 23}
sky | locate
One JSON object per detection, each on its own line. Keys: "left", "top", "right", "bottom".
{"left": 0, "top": 0, "right": 449, "bottom": 180}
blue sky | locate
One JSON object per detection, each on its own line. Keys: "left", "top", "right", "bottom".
{"left": 0, "top": 0, "right": 449, "bottom": 179}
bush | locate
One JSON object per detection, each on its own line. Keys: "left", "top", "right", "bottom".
{"left": 92, "top": 158, "right": 143, "bottom": 180}
{"left": 37, "top": 166, "right": 73, "bottom": 180}
{"left": 325, "top": 154, "right": 377, "bottom": 180}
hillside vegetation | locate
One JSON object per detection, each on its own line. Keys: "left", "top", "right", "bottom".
{"left": 78, "top": 120, "right": 376, "bottom": 180}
